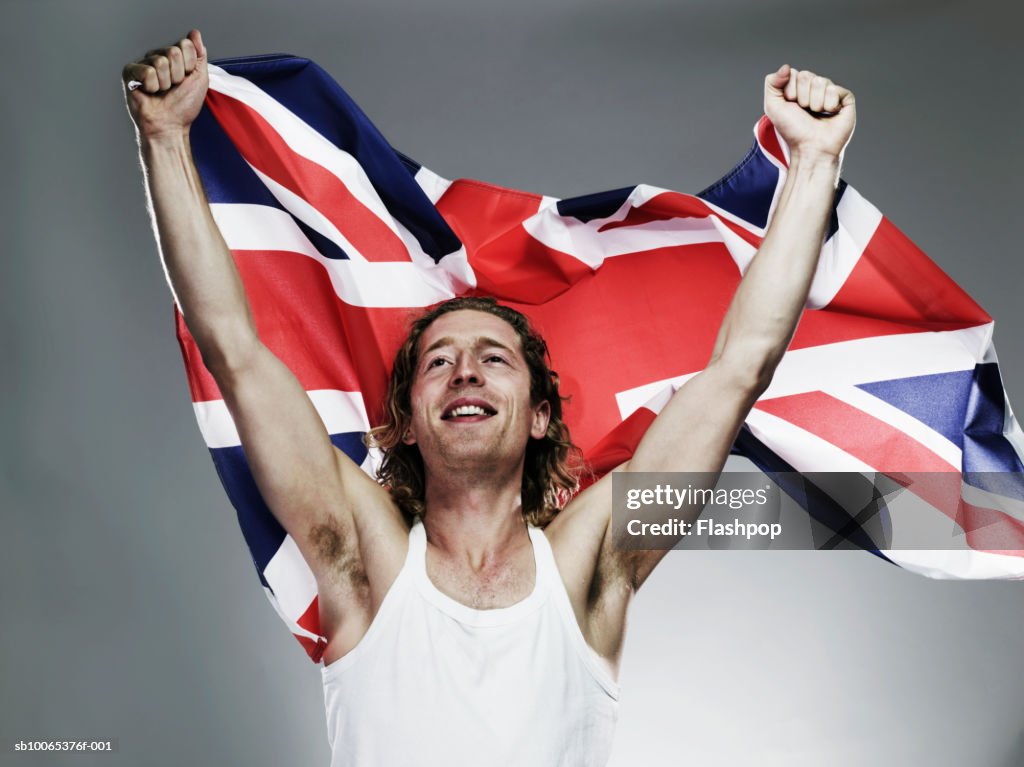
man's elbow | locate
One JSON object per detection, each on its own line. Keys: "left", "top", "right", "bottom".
{"left": 191, "top": 317, "right": 263, "bottom": 380}
{"left": 708, "top": 342, "right": 784, "bottom": 401}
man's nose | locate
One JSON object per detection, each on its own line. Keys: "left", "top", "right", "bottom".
{"left": 450, "top": 355, "right": 483, "bottom": 386}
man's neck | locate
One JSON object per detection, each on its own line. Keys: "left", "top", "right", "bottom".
{"left": 421, "top": 477, "right": 529, "bottom": 571}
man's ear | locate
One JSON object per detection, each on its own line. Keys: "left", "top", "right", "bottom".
{"left": 402, "top": 427, "right": 417, "bottom": 446}
{"left": 530, "top": 400, "right": 551, "bottom": 440}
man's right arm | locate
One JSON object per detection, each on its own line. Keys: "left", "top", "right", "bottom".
{"left": 123, "top": 31, "right": 407, "bottom": 639}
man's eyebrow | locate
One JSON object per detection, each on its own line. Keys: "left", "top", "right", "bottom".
{"left": 423, "top": 336, "right": 455, "bottom": 355}
{"left": 477, "top": 336, "right": 515, "bottom": 353}
{"left": 421, "top": 336, "right": 517, "bottom": 355}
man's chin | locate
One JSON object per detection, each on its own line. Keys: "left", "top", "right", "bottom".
{"left": 431, "top": 434, "right": 523, "bottom": 470}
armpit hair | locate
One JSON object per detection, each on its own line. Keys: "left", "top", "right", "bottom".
{"left": 309, "top": 519, "right": 370, "bottom": 595}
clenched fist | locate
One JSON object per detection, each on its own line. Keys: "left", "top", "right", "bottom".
{"left": 123, "top": 29, "right": 209, "bottom": 141}
{"left": 764, "top": 65, "right": 856, "bottom": 163}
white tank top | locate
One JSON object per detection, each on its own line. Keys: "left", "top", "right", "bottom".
{"left": 322, "top": 519, "right": 620, "bottom": 766}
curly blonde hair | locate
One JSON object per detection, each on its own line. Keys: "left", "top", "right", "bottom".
{"left": 366, "top": 297, "right": 582, "bottom": 527}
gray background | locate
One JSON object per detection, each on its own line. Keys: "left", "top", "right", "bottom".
{"left": 3, "top": 0, "right": 1023, "bottom": 765}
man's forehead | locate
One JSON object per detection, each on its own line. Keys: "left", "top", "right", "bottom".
{"left": 417, "top": 309, "right": 522, "bottom": 351}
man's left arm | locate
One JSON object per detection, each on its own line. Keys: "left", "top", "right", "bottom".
{"left": 550, "top": 65, "right": 856, "bottom": 660}
{"left": 629, "top": 65, "right": 855, "bottom": 471}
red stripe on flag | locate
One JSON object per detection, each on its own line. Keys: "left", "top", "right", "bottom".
{"left": 955, "top": 499, "right": 1024, "bottom": 553}
{"left": 437, "top": 179, "right": 593, "bottom": 303}
{"left": 756, "top": 116, "right": 787, "bottom": 167}
{"left": 585, "top": 407, "right": 657, "bottom": 477}
{"left": 176, "top": 249, "right": 409, "bottom": 417}
{"left": 295, "top": 633, "right": 327, "bottom": 662}
{"left": 755, "top": 390, "right": 956, "bottom": 472}
{"left": 297, "top": 595, "right": 322, "bottom": 636}
{"left": 599, "top": 191, "right": 764, "bottom": 250}
{"left": 205, "top": 91, "right": 410, "bottom": 263}
{"left": 825, "top": 216, "right": 990, "bottom": 330}
{"left": 755, "top": 392, "right": 1024, "bottom": 552}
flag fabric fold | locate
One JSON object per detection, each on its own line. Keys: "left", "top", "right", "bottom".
{"left": 179, "top": 53, "right": 1024, "bottom": 661}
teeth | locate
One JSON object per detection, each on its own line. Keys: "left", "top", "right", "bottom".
{"left": 448, "top": 405, "right": 489, "bottom": 418}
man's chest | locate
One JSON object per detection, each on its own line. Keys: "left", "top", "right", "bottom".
{"left": 425, "top": 550, "right": 536, "bottom": 610}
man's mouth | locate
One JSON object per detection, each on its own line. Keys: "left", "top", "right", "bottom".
{"left": 441, "top": 401, "right": 497, "bottom": 420}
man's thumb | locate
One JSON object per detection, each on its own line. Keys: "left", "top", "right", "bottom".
{"left": 765, "top": 63, "right": 790, "bottom": 93}
{"left": 189, "top": 28, "right": 207, "bottom": 61}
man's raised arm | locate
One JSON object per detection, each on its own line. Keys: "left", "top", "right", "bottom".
{"left": 555, "top": 66, "right": 856, "bottom": 627}
{"left": 122, "top": 31, "right": 404, "bottom": 629}
{"left": 625, "top": 65, "right": 856, "bottom": 483}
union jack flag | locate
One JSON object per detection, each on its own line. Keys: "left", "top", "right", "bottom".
{"left": 180, "top": 53, "right": 1024, "bottom": 662}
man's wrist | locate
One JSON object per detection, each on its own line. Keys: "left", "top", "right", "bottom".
{"left": 138, "top": 127, "right": 192, "bottom": 153}
{"left": 786, "top": 149, "right": 842, "bottom": 186}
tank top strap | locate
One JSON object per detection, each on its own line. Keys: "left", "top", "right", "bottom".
{"left": 405, "top": 519, "right": 429, "bottom": 582}
{"left": 526, "top": 524, "right": 559, "bottom": 589}
{"left": 528, "top": 524, "right": 621, "bottom": 699}
{"left": 408, "top": 517, "right": 427, "bottom": 554}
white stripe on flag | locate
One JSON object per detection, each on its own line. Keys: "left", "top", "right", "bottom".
{"left": 207, "top": 65, "right": 407, "bottom": 250}
{"left": 523, "top": 188, "right": 757, "bottom": 270}
{"left": 413, "top": 166, "right": 452, "bottom": 205}
{"left": 807, "top": 185, "right": 883, "bottom": 309}
{"left": 263, "top": 586, "right": 322, "bottom": 641}
{"left": 743, "top": 409, "right": 1024, "bottom": 575}
{"left": 210, "top": 203, "right": 474, "bottom": 307}
{"left": 263, "top": 535, "right": 320, "bottom": 622}
{"left": 744, "top": 408, "right": 875, "bottom": 473}
{"left": 883, "top": 549, "right": 1024, "bottom": 580}
{"left": 825, "top": 384, "right": 962, "bottom": 470}
{"left": 1002, "top": 390, "right": 1024, "bottom": 467}
{"left": 961, "top": 483, "right": 1024, "bottom": 526}
{"left": 251, "top": 167, "right": 369, "bottom": 262}
{"left": 194, "top": 389, "right": 371, "bottom": 449}
{"left": 616, "top": 325, "right": 994, "bottom": 421}
{"left": 743, "top": 411, "right": 1000, "bottom": 555}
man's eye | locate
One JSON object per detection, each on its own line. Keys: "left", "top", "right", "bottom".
{"left": 427, "top": 358, "right": 448, "bottom": 369}
{"left": 485, "top": 355, "right": 507, "bottom": 364}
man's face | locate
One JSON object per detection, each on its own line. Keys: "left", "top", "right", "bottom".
{"left": 404, "top": 310, "right": 550, "bottom": 476}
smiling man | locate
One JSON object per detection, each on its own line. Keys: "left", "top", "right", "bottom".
{"left": 124, "top": 28, "right": 855, "bottom": 767}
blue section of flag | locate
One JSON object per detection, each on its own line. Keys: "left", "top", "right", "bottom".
{"left": 963, "top": 363, "right": 1024, "bottom": 479}
{"left": 698, "top": 143, "right": 778, "bottom": 230}
{"left": 294, "top": 218, "right": 351, "bottom": 261}
{"left": 214, "top": 54, "right": 462, "bottom": 263}
{"left": 210, "top": 445, "right": 285, "bottom": 580}
{"left": 733, "top": 426, "right": 894, "bottom": 560}
{"left": 329, "top": 431, "right": 370, "bottom": 467}
{"left": 858, "top": 370, "right": 975, "bottom": 451}
{"left": 698, "top": 144, "right": 844, "bottom": 241}
{"left": 192, "top": 105, "right": 351, "bottom": 261}
{"left": 557, "top": 188, "right": 635, "bottom": 222}
{"left": 191, "top": 107, "right": 285, "bottom": 210}
{"left": 827, "top": 181, "right": 846, "bottom": 241}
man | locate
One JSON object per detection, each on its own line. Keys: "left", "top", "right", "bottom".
{"left": 123, "top": 28, "right": 855, "bottom": 766}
